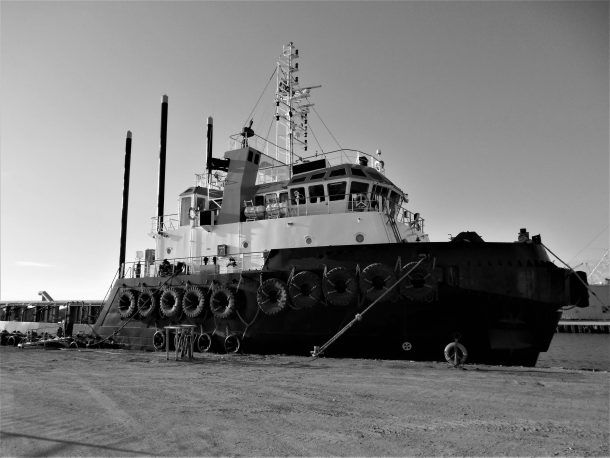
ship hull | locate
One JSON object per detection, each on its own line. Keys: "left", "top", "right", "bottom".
{"left": 92, "top": 241, "right": 582, "bottom": 366}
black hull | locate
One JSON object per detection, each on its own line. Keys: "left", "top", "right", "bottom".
{"left": 93, "top": 241, "right": 585, "bottom": 366}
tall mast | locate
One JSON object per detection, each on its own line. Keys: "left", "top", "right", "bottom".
{"left": 274, "top": 42, "right": 320, "bottom": 174}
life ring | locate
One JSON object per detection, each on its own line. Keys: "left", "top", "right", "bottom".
{"left": 323, "top": 267, "right": 357, "bottom": 307}
{"left": 257, "top": 278, "right": 288, "bottom": 315}
{"left": 288, "top": 271, "right": 322, "bottom": 310}
{"left": 117, "top": 289, "right": 139, "bottom": 319}
{"left": 209, "top": 286, "right": 235, "bottom": 319}
{"left": 353, "top": 193, "right": 368, "bottom": 211}
{"left": 361, "top": 263, "right": 396, "bottom": 302}
{"left": 137, "top": 288, "right": 159, "bottom": 319}
{"left": 152, "top": 330, "right": 165, "bottom": 351}
{"left": 400, "top": 261, "right": 437, "bottom": 303}
{"left": 182, "top": 286, "right": 207, "bottom": 318}
{"left": 160, "top": 287, "right": 183, "bottom": 318}
{"left": 224, "top": 334, "right": 241, "bottom": 353}
{"left": 196, "top": 333, "right": 212, "bottom": 352}
{"left": 188, "top": 207, "right": 198, "bottom": 220}
{"left": 444, "top": 342, "right": 468, "bottom": 366}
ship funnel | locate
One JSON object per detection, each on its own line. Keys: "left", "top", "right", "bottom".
{"left": 119, "top": 130, "right": 132, "bottom": 278}
{"left": 156, "top": 95, "right": 168, "bottom": 233}
{"left": 206, "top": 116, "right": 213, "bottom": 175}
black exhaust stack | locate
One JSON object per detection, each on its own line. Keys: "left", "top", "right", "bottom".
{"left": 157, "top": 95, "right": 168, "bottom": 233}
{"left": 206, "top": 116, "right": 213, "bottom": 175}
{"left": 119, "top": 130, "right": 132, "bottom": 278}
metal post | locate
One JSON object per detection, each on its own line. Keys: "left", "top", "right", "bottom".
{"left": 157, "top": 95, "right": 168, "bottom": 233}
{"left": 119, "top": 131, "right": 132, "bottom": 278}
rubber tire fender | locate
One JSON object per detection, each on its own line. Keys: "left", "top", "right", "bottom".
{"left": 257, "top": 278, "right": 288, "bottom": 315}
{"left": 152, "top": 330, "right": 165, "bottom": 351}
{"left": 117, "top": 289, "right": 139, "bottom": 319}
{"left": 196, "top": 333, "right": 212, "bottom": 352}
{"left": 182, "top": 286, "right": 207, "bottom": 318}
{"left": 323, "top": 267, "right": 357, "bottom": 307}
{"left": 444, "top": 342, "right": 468, "bottom": 366}
{"left": 137, "top": 288, "right": 159, "bottom": 319}
{"left": 361, "top": 263, "right": 397, "bottom": 302}
{"left": 160, "top": 287, "right": 184, "bottom": 318}
{"left": 210, "top": 286, "right": 235, "bottom": 319}
{"left": 288, "top": 271, "right": 322, "bottom": 310}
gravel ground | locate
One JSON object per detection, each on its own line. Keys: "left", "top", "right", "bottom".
{"left": 0, "top": 346, "right": 608, "bottom": 457}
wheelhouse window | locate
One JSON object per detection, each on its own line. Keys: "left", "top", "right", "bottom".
{"left": 349, "top": 181, "right": 369, "bottom": 195}
{"left": 254, "top": 195, "right": 265, "bottom": 206}
{"left": 310, "top": 172, "right": 326, "bottom": 180}
{"left": 308, "top": 184, "right": 325, "bottom": 203}
{"left": 329, "top": 168, "right": 347, "bottom": 177}
{"left": 328, "top": 181, "right": 347, "bottom": 201}
{"left": 350, "top": 166, "right": 367, "bottom": 177}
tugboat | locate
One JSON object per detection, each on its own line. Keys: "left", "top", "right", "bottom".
{"left": 92, "top": 43, "right": 589, "bottom": 366}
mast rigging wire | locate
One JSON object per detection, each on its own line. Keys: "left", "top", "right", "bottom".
{"left": 312, "top": 105, "right": 342, "bottom": 150}
{"left": 242, "top": 67, "right": 277, "bottom": 130}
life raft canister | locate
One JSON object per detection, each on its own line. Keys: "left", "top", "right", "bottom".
{"left": 323, "top": 267, "right": 357, "bottom": 307}
{"left": 182, "top": 286, "right": 207, "bottom": 318}
{"left": 444, "top": 341, "right": 468, "bottom": 366}
{"left": 117, "top": 289, "right": 139, "bottom": 319}
{"left": 137, "top": 288, "right": 159, "bottom": 319}
{"left": 257, "top": 278, "right": 288, "bottom": 315}
{"left": 400, "top": 261, "right": 437, "bottom": 303}
{"left": 160, "top": 287, "right": 183, "bottom": 318}
{"left": 361, "top": 263, "right": 397, "bottom": 302}
{"left": 152, "top": 330, "right": 165, "bottom": 351}
{"left": 288, "top": 271, "right": 322, "bottom": 310}
{"left": 209, "top": 285, "right": 235, "bottom": 319}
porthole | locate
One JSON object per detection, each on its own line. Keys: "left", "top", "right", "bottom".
{"left": 355, "top": 233, "right": 365, "bottom": 243}
{"left": 242, "top": 241, "right": 249, "bottom": 248}
{"left": 305, "top": 236, "right": 312, "bottom": 245}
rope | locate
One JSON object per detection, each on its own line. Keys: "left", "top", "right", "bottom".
{"left": 541, "top": 242, "right": 606, "bottom": 309}
{"left": 92, "top": 270, "right": 181, "bottom": 346}
{"left": 312, "top": 106, "right": 342, "bottom": 150}
{"left": 242, "top": 67, "right": 277, "bottom": 130}
{"left": 307, "top": 123, "right": 324, "bottom": 154}
{"left": 311, "top": 256, "right": 427, "bottom": 358}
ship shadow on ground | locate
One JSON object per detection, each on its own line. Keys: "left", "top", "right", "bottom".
{"left": 0, "top": 430, "right": 154, "bottom": 457}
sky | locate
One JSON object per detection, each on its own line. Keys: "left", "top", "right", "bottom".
{"left": 1, "top": 1, "right": 608, "bottom": 300}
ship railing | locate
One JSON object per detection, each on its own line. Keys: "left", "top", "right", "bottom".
{"left": 122, "top": 251, "right": 270, "bottom": 279}
{"left": 228, "top": 133, "right": 291, "bottom": 164}
{"left": 226, "top": 133, "right": 389, "bottom": 177}
{"left": 150, "top": 214, "right": 179, "bottom": 233}
{"left": 244, "top": 193, "right": 425, "bottom": 233}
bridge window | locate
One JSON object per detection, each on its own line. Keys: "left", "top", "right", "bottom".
{"left": 350, "top": 166, "right": 367, "bottom": 177}
{"left": 329, "top": 168, "right": 347, "bottom": 177}
{"left": 328, "top": 181, "right": 347, "bottom": 201}
{"left": 311, "top": 172, "right": 326, "bottom": 180}
{"left": 349, "top": 181, "right": 369, "bottom": 195}
{"left": 308, "top": 184, "right": 325, "bottom": 203}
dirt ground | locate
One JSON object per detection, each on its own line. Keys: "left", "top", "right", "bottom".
{"left": 0, "top": 347, "right": 608, "bottom": 457}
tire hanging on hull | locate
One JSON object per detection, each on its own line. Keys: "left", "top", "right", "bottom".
{"left": 197, "top": 333, "right": 212, "bottom": 352}
{"left": 361, "top": 263, "right": 397, "bottom": 302}
{"left": 182, "top": 286, "right": 207, "bottom": 318}
{"left": 160, "top": 287, "right": 183, "bottom": 318}
{"left": 257, "top": 278, "right": 288, "bottom": 315}
{"left": 138, "top": 288, "right": 159, "bottom": 319}
{"left": 152, "top": 330, "right": 165, "bottom": 351}
{"left": 118, "top": 289, "right": 139, "bottom": 319}
{"left": 288, "top": 271, "right": 322, "bottom": 310}
{"left": 400, "top": 261, "right": 437, "bottom": 303}
{"left": 323, "top": 267, "right": 357, "bottom": 307}
{"left": 210, "top": 286, "right": 235, "bottom": 319}
{"left": 444, "top": 342, "right": 468, "bottom": 366}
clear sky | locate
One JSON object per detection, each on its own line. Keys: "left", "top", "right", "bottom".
{"left": 1, "top": 1, "right": 608, "bottom": 300}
